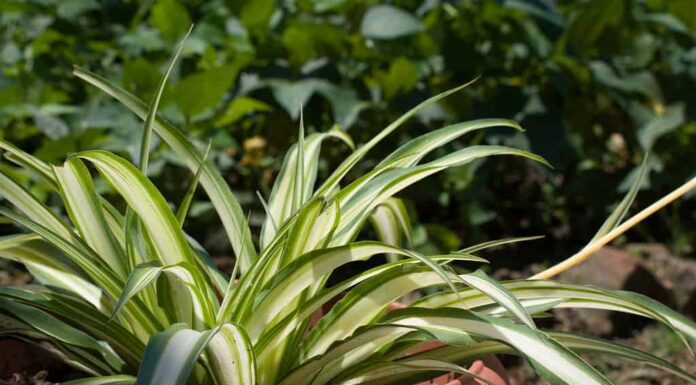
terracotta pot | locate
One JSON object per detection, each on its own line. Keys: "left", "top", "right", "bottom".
{"left": 405, "top": 341, "right": 508, "bottom": 385}
{"left": 309, "top": 302, "right": 509, "bottom": 385}
{"left": 385, "top": 303, "right": 508, "bottom": 385}
{"left": 417, "top": 355, "right": 508, "bottom": 385}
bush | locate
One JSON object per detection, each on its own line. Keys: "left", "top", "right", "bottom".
{"left": 2, "top": 0, "right": 695, "bottom": 258}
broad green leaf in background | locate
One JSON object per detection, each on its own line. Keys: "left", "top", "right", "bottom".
{"left": 227, "top": 0, "right": 276, "bottom": 34}
{"left": 56, "top": 0, "right": 100, "bottom": 19}
{"left": 360, "top": 5, "right": 424, "bottom": 40}
{"left": 638, "top": 103, "right": 685, "bottom": 150}
{"left": 150, "top": 0, "right": 191, "bottom": 40}
{"left": 267, "top": 79, "right": 367, "bottom": 127}
{"left": 376, "top": 57, "right": 420, "bottom": 100}
{"left": 665, "top": 0, "right": 696, "bottom": 31}
{"left": 567, "top": 0, "right": 625, "bottom": 49}
{"left": 268, "top": 79, "right": 329, "bottom": 120}
{"left": 32, "top": 110, "right": 69, "bottom": 140}
{"left": 215, "top": 97, "right": 272, "bottom": 126}
{"left": 590, "top": 61, "right": 663, "bottom": 102}
{"left": 311, "top": 0, "right": 348, "bottom": 13}
{"left": 175, "top": 64, "right": 242, "bottom": 118}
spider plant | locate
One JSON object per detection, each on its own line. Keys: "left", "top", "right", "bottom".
{"left": 0, "top": 37, "right": 695, "bottom": 385}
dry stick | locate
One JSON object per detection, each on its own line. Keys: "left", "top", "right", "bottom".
{"left": 532, "top": 176, "right": 696, "bottom": 280}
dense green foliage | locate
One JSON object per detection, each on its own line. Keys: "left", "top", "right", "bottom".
{"left": 1, "top": 0, "right": 695, "bottom": 259}
{"left": 0, "top": 63, "right": 694, "bottom": 384}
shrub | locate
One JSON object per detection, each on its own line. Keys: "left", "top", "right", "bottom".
{"left": 3, "top": 0, "right": 695, "bottom": 255}
{"left": 0, "top": 44, "right": 695, "bottom": 385}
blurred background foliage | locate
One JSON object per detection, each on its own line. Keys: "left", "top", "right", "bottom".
{"left": 1, "top": 0, "right": 695, "bottom": 267}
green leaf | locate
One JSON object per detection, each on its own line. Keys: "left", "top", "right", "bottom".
{"left": 549, "top": 333, "right": 696, "bottom": 383}
{"left": 61, "top": 375, "right": 136, "bottom": 385}
{"left": 336, "top": 358, "right": 491, "bottom": 385}
{"left": 333, "top": 145, "right": 549, "bottom": 244}
{"left": 205, "top": 323, "right": 257, "bottom": 385}
{"left": 76, "top": 151, "right": 194, "bottom": 267}
{"left": 302, "top": 266, "right": 458, "bottom": 360}
{"left": 73, "top": 67, "right": 257, "bottom": 274}
{"left": 293, "top": 113, "right": 306, "bottom": 215}
{"left": 124, "top": 25, "right": 193, "bottom": 278}
{"left": 375, "top": 332, "right": 696, "bottom": 385}
{"left": 382, "top": 308, "right": 613, "bottom": 385}
{"left": 459, "top": 270, "right": 536, "bottom": 329}
{"left": 254, "top": 254, "right": 488, "bottom": 371}
{"left": 567, "top": 0, "right": 625, "bottom": 49}
{"left": 176, "top": 140, "right": 212, "bottom": 225}
{"left": 458, "top": 235, "right": 545, "bottom": 254}
{"left": 268, "top": 79, "right": 327, "bottom": 120}
{"left": 0, "top": 169, "right": 74, "bottom": 241}
{"left": 360, "top": 5, "right": 424, "bottom": 40}
{"left": 215, "top": 97, "right": 272, "bottom": 126}
{"left": 369, "top": 197, "right": 412, "bottom": 260}
{"left": 591, "top": 156, "right": 648, "bottom": 242}
{"left": 311, "top": 0, "right": 347, "bottom": 12}
{"left": 137, "top": 323, "right": 218, "bottom": 385}
{"left": 666, "top": 0, "right": 696, "bottom": 31}
{"left": 76, "top": 151, "right": 216, "bottom": 327}
{"left": 0, "top": 286, "right": 145, "bottom": 367}
{"left": 0, "top": 138, "right": 54, "bottom": 183}
{"left": 638, "top": 103, "right": 685, "bottom": 151}
{"left": 314, "top": 79, "right": 479, "bottom": 198}
{"left": 260, "top": 131, "right": 352, "bottom": 248}
{"left": 378, "top": 119, "right": 522, "bottom": 169}
{"left": 0, "top": 209, "right": 163, "bottom": 339}
{"left": 0, "top": 208, "right": 117, "bottom": 298}
{"left": 157, "top": 262, "right": 218, "bottom": 328}
{"left": 150, "top": 0, "right": 191, "bottom": 40}
{"left": 337, "top": 118, "right": 522, "bottom": 208}
{"left": 246, "top": 242, "right": 415, "bottom": 340}
{"left": 175, "top": 64, "right": 241, "bottom": 117}
{"left": 281, "top": 197, "right": 330, "bottom": 267}
{"left": 590, "top": 62, "right": 663, "bottom": 101}
{"left": 139, "top": 24, "right": 192, "bottom": 173}
{"left": 53, "top": 158, "right": 128, "bottom": 279}
{"left": 0, "top": 298, "right": 125, "bottom": 372}
{"left": 278, "top": 325, "right": 411, "bottom": 385}
{"left": 110, "top": 261, "right": 164, "bottom": 320}
{"left": 229, "top": 0, "right": 275, "bottom": 33}
{"left": 376, "top": 57, "right": 419, "bottom": 99}
{"left": 415, "top": 280, "right": 696, "bottom": 346}
{"left": 0, "top": 235, "right": 103, "bottom": 308}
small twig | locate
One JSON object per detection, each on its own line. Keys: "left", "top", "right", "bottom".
{"left": 531, "top": 176, "right": 696, "bottom": 280}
